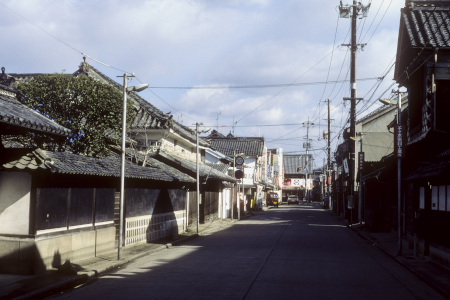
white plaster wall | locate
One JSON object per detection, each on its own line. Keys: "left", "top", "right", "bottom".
{"left": 0, "top": 172, "right": 31, "bottom": 235}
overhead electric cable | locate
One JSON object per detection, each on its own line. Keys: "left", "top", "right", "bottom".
{"left": 234, "top": 45, "right": 345, "bottom": 125}
{"left": 149, "top": 77, "right": 380, "bottom": 90}
{"left": 0, "top": 2, "right": 132, "bottom": 74}
{"left": 363, "top": 0, "right": 393, "bottom": 45}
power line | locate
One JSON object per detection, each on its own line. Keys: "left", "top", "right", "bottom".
{"left": 149, "top": 77, "right": 380, "bottom": 90}
{"left": 0, "top": 2, "right": 131, "bottom": 75}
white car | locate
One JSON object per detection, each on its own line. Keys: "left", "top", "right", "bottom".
{"left": 287, "top": 195, "right": 299, "bottom": 205}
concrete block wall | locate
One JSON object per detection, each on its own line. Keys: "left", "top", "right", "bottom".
{"left": 0, "top": 238, "right": 36, "bottom": 274}
{"left": 0, "top": 226, "right": 116, "bottom": 275}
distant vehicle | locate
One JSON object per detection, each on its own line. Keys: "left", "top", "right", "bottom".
{"left": 267, "top": 192, "right": 279, "bottom": 207}
{"left": 287, "top": 195, "right": 300, "bottom": 205}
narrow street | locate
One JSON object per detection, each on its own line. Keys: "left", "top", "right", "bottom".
{"left": 53, "top": 203, "right": 444, "bottom": 300}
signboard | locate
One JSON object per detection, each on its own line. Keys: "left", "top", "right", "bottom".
{"left": 235, "top": 156, "right": 244, "bottom": 165}
{"left": 343, "top": 158, "right": 349, "bottom": 174}
{"left": 358, "top": 152, "right": 364, "bottom": 170}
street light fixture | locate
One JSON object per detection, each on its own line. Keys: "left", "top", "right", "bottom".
{"left": 379, "top": 91, "right": 404, "bottom": 256}
{"left": 118, "top": 74, "right": 148, "bottom": 260}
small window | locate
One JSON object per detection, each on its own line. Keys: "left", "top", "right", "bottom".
{"left": 447, "top": 186, "right": 450, "bottom": 212}
{"left": 439, "top": 185, "right": 446, "bottom": 211}
{"left": 432, "top": 186, "right": 438, "bottom": 210}
{"left": 419, "top": 187, "right": 425, "bottom": 209}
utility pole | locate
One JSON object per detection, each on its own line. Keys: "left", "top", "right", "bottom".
{"left": 396, "top": 90, "right": 403, "bottom": 256}
{"left": 196, "top": 122, "right": 200, "bottom": 234}
{"left": 379, "top": 89, "right": 405, "bottom": 256}
{"left": 195, "top": 123, "right": 210, "bottom": 233}
{"left": 303, "top": 119, "right": 314, "bottom": 201}
{"left": 327, "top": 99, "right": 331, "bottom": 172}
{"left": 327, "top": 99, "right": 332, "bottom": 199}
{"left": 339, "top": 0, "right": 369, "bottom": 223}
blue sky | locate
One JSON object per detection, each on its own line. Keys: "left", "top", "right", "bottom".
{"left": 0, "top": 0, "right": 404, "bottom": 168}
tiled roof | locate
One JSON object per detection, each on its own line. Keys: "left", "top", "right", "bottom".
{"left": 152, "top": 150, "right": 236, "bottom": 182}
{"left": 0, "top": 86, "right": 71, "bottom": 137}
{"left": 206, "top": 162, "right": 230, "bottom": 174}
{"left": 111, "top": 147, "right": 195, "bottom": 183}
{"left": 405, "top": 159, "right": 450, "bottom": 180}
{"left": 207, "top": 136, "right": 265, "bottom": 157}
{"left": 2, "top": 148, "right": 194, "bottom": 182}
{"left": 400, "top": 3, "right": 450, "bottom": 48}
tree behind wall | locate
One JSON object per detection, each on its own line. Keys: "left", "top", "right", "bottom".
{"left": 14, "top": 74, "right": 135, "bottom": 157}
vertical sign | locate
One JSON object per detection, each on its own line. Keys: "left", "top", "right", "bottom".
{"left": 358, "top": 152, "right": 364, "bottom": 170}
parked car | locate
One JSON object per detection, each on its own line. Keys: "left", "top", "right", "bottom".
{"left": 287, "top": 195, "right": 299, "bottom": 205}
{"left": 266, "top": 192, "right": 279, "bottom": 207}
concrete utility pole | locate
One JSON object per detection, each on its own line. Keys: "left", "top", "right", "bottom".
{"left": 339, "top": 0, "right": 369, "bottom": 222}
{"left": 326, "top": 99, "right": 332, "bottom": 198}
{"left": 196, "top": 122, "right": 200, "bottom": 234}
{"left": 379, "top": 90, "right": 405, "bottom": 256}
{"left": 395, "top": 90, "right": 403, "bottom": 256}
{"left": 195, "top": 123, "right": 209, "bottom": 233}
{"left": 327, "top": 99, "right": 331, "bottom": 173}
{"left": 303, "top": 119, "right": 314, "bottom": 201}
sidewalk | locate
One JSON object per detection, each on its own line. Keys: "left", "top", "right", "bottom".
{"left": 349, "top": 223, "right": 450, "bottom": 299}
{"left": 0, "top": 219, "right": 236, "bottom": 300}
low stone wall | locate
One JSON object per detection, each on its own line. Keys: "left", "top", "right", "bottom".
{"left": 0, "top": 226, "right": 116, "bottom": 275}
{"left": 0, "top": 237, "right": 36, "bottom": 274}
{"left": 412, "top": 236, "right": 450, "bottom": 270}
{"left": 430, "top": 246, "right": 450, "bottom": 270}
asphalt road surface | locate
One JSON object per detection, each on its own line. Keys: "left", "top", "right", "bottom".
{"left": 53, "top": 202, "right": 445, "bottom": 300}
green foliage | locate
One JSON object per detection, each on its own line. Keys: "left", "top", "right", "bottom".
{"left": 15, "top": 74, "right": 135, "bottom": 157}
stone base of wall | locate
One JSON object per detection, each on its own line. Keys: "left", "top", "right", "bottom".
{"left": 407, "top": 234, "right": 450, "bottom": 270}
{"left": 430, "top": 246, "right": 450, "bottom": 270}
{"left": 0, "top": 226, "right": 115, "bottom": 275}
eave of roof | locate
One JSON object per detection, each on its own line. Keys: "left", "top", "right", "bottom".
{"left": 404, "top": 159, "right": 450, "bottom": 180}
{"left": 2, "top": 148, "right": 195, "bottom": 183}
{"left": 208, "top": 137, "right": 266, "bottom": 157}
{"left": 401, "top": 5, "right": 450, "bottom": 49}
{"left": 0, "top": 88, "right": 71, "bottom": 137}
{"left": 152, "top": 150, "right": 236, "bottom": 183}
{"left": 206, "top": 162, "right": 230, "bottom": 174}
{"left": 114, "top": 147, "right": 195, "bottom": 183}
